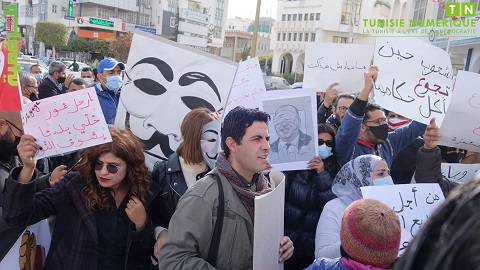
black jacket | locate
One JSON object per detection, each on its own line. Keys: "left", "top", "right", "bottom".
{"left": 283, "top": 156, "right": 338, "bottom": 269}
{"left": 150, "top": 153, "right": 209, "bottom": 229}
{"left": 38, "top": 77, "right": 66, "bottom": 99}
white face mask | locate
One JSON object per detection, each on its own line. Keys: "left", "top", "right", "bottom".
{"left": 82, "top": 77, "right": 94, "bottom": 85}
{"left": 200, "top": 120, "right": 221, "bottom": 169}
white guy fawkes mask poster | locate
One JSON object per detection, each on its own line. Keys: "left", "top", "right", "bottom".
{"left": 115, "top": 32, "right": 237, "bottom": 168}
{"left": 200, "top": 119, "right": 221, "bottom": 169}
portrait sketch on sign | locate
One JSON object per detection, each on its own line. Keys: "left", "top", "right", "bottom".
{"left": 114, "top": 31, "right": 237, "bottom": 168}
{"left": 261, "top": 89, "right": 318, "bottom": 171}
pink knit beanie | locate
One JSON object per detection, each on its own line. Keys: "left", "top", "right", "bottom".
{"left": 340, "top": 199, "right": 401, "bottom": 268}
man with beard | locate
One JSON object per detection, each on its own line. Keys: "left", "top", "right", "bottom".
{"left": 0, "top": 110, "right": 65, "bottom": 263}
{"left": 317, "top": 83, "right": 354, "bottom": 131}
{"left": 19, "top": 71, "right": 39, "bottom": 102}
{"left": 38, "top": 61, "right": 71, "bottom": 99}
{"left": 270, "top": 104, "right": 312, "bottom": 158}
{"left": 335, "top": 66, "right": 434, "bottom": 167}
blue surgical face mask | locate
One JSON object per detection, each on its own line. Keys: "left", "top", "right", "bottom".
{"left": 104, "top": 75, "right": 122, "bottom": 93}
{"left": 33, "top": 74, "right": 43, "bottom": 83}
{"left": 318, "top": 144, "right": 333, "bottom": 159}
{"left": 373, "top": 175, "right": 394, "bottom": 186}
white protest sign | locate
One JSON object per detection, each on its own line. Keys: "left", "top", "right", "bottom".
{"left": 261, "top": 89, "right": 318, "bottom": 171}
{"left": 21, "top": 87, "right": 112, "bottom": 159}
{"left": 438, "top": 71, "right": 480, "bottom": 152}
{"left": 441, "top": 163, "right": 480, "bottom": 182}
{"left": 303, "top": 43, "right": 373, "bottom": 92}
{"left": 373, "top": 37, "right": 455, "bottom": 125}
{"left": 115, "top": 31, "right": 236, "bottom": 168}
{"left": 254, "top": 172, "right": 285, "bottom": 270}
{"left": 361, "top": 184, "right": 444, "bottom": 255}
{"left": 223, "top": 57, "right": 266, "bottom": 118}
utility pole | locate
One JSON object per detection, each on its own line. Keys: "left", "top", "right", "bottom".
{"left": 348, "top": 0, "right": 357, "bottom": 44}
{"left": 250, "top": 0, "right": 261, "bottom": 57}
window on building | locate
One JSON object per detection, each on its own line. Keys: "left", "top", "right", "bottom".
{"left": 278, "top": 33, "right": 281, "bottom": 41}
{"left": 293, "top": 14, "right": 297, "bottom": 21}
{"left": 283, "top": 33, "right": 286, "bottom": 41}
{"left": 305, "top": 33, "right": 309, "bottom": 41}
{"left": 477, "top": 0, "right": 480, "bottom": 11}
{"left": 316, "top": 13, "right": 321, "bottom": 20}
{"left": 293, "top": 33, "right": 297, "bottom": 41}
{"left": 288, "top": 33, "right": 292, "bottom": 41}
{"left": 333, "top": 36, "right": 349, "bottom": 43}
{"left": 287, "top": 14, "right": 291, "bottom": 21}
{"left": 310, "top": 13, "right": 315, "bottom": 20}
{"left": 298, "top": 14, "right": 302, "bottom": 21}
{"left": 299, "top": 33, "right": 303, "bottom": 41}
{"left": 282, "top": 14, "right": 286, "bottom": 21}
{"left": 413, "top": 0, "right": 427, "bottom": 20}
{"left": 311, "top": 33, "right": 316, "bottom": 41}
{"left": 304, "top": 13, "right": 308, "bottom": 20}
{"left": 436, "top": 0, "right": 447, "bottom": 19}
{"left": 52, "top": 4, "right": 57, "bottom": 13}
{"left": 341, "top": 0, "right": 362, "bottom": 25}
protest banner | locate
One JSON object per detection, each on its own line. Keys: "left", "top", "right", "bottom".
{"left": 260, "top": 89, "right": 318, "bottom": 171}
{"left": 0, "top": 4, "right": 22, "bottom": 111}
{"left": 361, "top": 183, "right": 444, "bottom": 255}
{"left": 254, "top": 171, "right": 285, "bottom": 270}
{"left": 21, "top": 87, "right": 112, "bottom": 159}
{"left": 223, "top": 57, "right": 265, "bottom": 118}
{"left": 441, "top": 162, "right": 480, "bottom": 182}
{"left": 303, "top": 43, "right": 373, "bottom": 93}
{"left": 115, "top": 30, "right": 237, "bottom": 168}
{"left": 373, "top": 37, "right": 455, "bottom": 126}
{"left": 438, "top": 71, "right": 480, "bottom": 152}
{"left": 0, "top": 220, "right": 51, "bottom": 270}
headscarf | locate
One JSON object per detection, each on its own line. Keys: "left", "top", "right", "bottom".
{"left": 332, "top": 155, "right": 384, "bottom": 205}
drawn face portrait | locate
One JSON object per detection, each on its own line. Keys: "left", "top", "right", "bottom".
{"left": 200, "top": 120, "right": 221, "bottom": 169}
{"left": 273, "top": 105, "right": 300, "bottom": 142}
{"left": 115, "top": 35, "right": 236, "bottom": 167}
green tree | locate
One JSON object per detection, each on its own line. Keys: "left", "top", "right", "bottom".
{"left": 35, "top": 21, "right": 68, "bottom": 60}
{"left": 60, "top": 38, "right": 92, "bottom": 53}
{"left": 258, "top": 53, "right": 273, "bottom": 75}
{"left": 92, "top": 39, "right": 112, "bottom": 57}
{"left": 240, "top": 46, "right": 251, "bottom": 61}
{"left": 109, "top": 33, "right": 133, "bottom": 63}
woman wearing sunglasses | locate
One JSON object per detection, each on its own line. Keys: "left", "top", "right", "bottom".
{"left": 283, "top": 123, "right": 340, "bottom": 270}
{"left": 2, "top": 129, "right": 160, "bottom": 270}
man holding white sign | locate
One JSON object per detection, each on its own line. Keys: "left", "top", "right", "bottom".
{"left": 335, "top": 66, "right": 434, "bottom": 167}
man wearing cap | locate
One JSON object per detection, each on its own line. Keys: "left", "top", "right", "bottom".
{"left": 94, "top": 57, "right": 125, "bottom": 126}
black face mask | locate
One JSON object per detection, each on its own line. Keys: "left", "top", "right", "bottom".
{"left": 445, "top": 152, "right": 464, "bottom": 163}
{"left": 368, "top": 124, "right": 389, "bottom": 141}
{"left": 57, "top": 76, "right": 66, "bottom": 84}
{"left": 0, "top": 135, "right": 21, "bottom": 156}
{"left": 29, "top": 92, "right": 39, "bottom": 101}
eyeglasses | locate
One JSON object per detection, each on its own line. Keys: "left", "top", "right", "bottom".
{"left": 337, "top": 106, "right": 349, "bottom": 111}
{"left": 5, "top": 120, "right": 24, "bottom": 135}
{"left": 93, "top": 160, "right": 121, "bottom": 174}
{"left": 25, "top": 85, "right": 38, "bottom": 90}
{"left": 363, "top": 118, "right": 387, "bottom": 125}
{"left": 318, "top": 139, "right": 334, "bottom": 147}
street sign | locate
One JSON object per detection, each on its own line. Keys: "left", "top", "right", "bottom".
{"left": 178, "top": 21, "right": 208, "bottom": 36}
{"left": 68, "top": 0, "right": 73, "bottom": 16}
{"left": 179, "top": 8, "right": 209, "bottom": 25}
{"left": 177, "top": 34, "right": 207, "bottom": 48}
{"left": 64, "top": 15, "right": 75, "bottom": 21}
{"left": 89, "top": 18, "right": 114, "bottom": 27}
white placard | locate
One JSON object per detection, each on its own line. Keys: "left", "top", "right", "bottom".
{"left": 361, "top": 184, "right": 444, "bottom": 255}
{"left": 303, "top": 43, "right": 373, "bottom": 92}
{"left": 115, "top": 31, "right": 237, "bottom": 169}
{"left": 441, "top": 162, "right": 480, "bottom": 182}
{"left": 21, "top": 87, "right": 112, "bottom": 159}
{"left": 438, "top": 70, "right": 480, "bottom": 152}
{"left": 261, "top": 89, "right": 318, "bottom": 171}
{"left": 254, "top": 172, "right": 285, "bottom": 270}
{"left": 223, "top": 57, "right": 265, "bottom": 118}
{"left": 373, "top": 37, "right": 455, "bottom": 126}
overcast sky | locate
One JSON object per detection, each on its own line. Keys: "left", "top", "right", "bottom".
{"left": 226, "top": 0, "right": 277, "bottom": 20}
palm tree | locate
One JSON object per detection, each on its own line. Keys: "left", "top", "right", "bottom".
{"left": 240, "top": 46, "right": 251, "bottom": 61}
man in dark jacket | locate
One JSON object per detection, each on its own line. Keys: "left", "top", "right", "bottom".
{"left": 38, "top": 61, "right": 71, "bottom": 99}
{"left": 317, "top": 82, "right": 354, "bottom": 131}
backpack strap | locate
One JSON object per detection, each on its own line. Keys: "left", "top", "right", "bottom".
{"left": 207, "top": 173, "right": 224, "bottom": 267}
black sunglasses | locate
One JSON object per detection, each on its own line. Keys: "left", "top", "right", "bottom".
{"left": 25, "top": 85, "right": 38, "bottom": 89}
{"left": 318, "top": 139, "right": 334, "bottom": 147}
{"left": 93, "top": 160, "right": 120, "bottom": 174}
